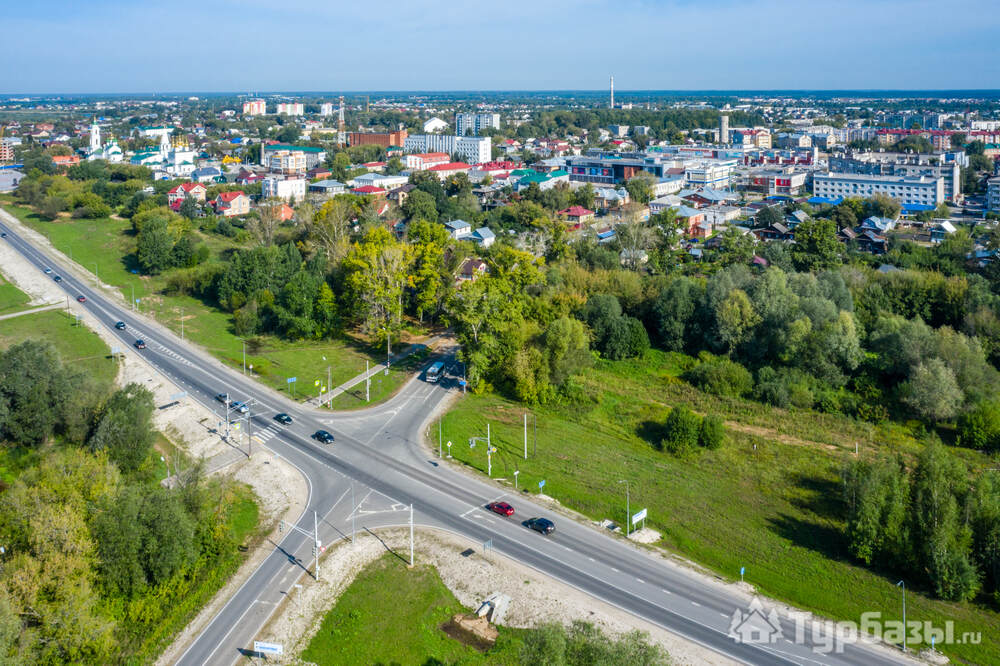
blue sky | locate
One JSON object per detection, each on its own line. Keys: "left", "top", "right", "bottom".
{"left": 3, "top": 0, "right": 998, "bottom": 93}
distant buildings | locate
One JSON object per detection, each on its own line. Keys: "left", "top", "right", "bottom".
{"left": 262, "top": 176, "right": 306, "bottom": 202}
{"left": 813, "top": 172, "right": 945, "bottom": 207}
{"left": 260, "top": 144, "right": 326, "bottom": 172}
{"left": 455, "top": 113, "right": 500, "bottom": 137}
{"left": 423, "top": 117, "right": 449, "bottom": 133}
{"left": 242, "top": 99, "right": 267, "bottom": 116}
{"left": 319, "top": 103, "right": 335, "bottom": 117}
{"left": 276, "top": 102, "right": 304, "bottom": 116}
{"left": 348, "top": 129, "right": 408, "bottom": 148}
{"left": 404, "top": 152, "right": 450, "bottom": 171}
{"left": 828, "top": 150, "right": 964, "bottom": 203}
{"left": 403, "top": 134, "right": 491, "bottom": 164}
{"left": 987, "top": 177, "right": 1000, "bottom": 213}
{"left": 747, "top": 167, "right": 809, "bottom": 197}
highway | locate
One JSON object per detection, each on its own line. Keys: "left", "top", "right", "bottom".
{"left": 0, "top": 212, "right": 915, "bottom": 666}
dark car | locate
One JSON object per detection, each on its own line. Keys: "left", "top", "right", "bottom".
{"left": 1, "top": 232, "right": 6, "bottom": 238}
{"left": 313, "top": 430, "right": 334, "bottom": 444}
{"left": 215, "top": 393, "right": 230, "bottom": 405}
{"left": 53, "top": 275, "right": 62, "bottom": 282}
{"left": 115, "top": 321, "right": 126, "bottom": 330}
{"left": 77, "top": 295, "right": 86, "bottom": 303}
{"left": 487, "top": 501, "right": 515, "bottom": 517}
{"left": 134, "top": 339, "right": 146, "bottom": 349}
{"left": 274, "top": 413, "right": 293, "bottom": 425}
{"left": 525, "top": 517, "right": 555, "bottom": 535}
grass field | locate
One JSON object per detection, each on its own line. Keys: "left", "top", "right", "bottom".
{"left": 302, "top": 553, "right": 522, "bottom": 665}
{"left": 1, "top": 201, "right": 423, "bottom": 404}
{"left": 0, "top": 276, "right": 31, "bottom": 316}
{"left": 0, "top": 307, "right": 119, "bottom": 390}
{"left": 440, "top": 350, "right": 1000, "bottom": 664}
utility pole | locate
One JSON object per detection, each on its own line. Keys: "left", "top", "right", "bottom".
{"left": 439, "top": 417, "right": 443, "bottom": 458}
{"left": 247, "top": 400, "right": 253, "bottom": 459}
{"left": 242, "top": 339, "right": 246, "bottom": 375}
{"left": 619, "top": 479, "right": 630, "bottom": 537}
{"left": 327, "top": 365, "right": 331, "bottom": 403}
{"left": 351, "top": 482, "right": 356, "bottom": 544}
{"left": 409, "top": 504, "right": 414, "bottom": 567}
{"left": 366, "top": 360, "right": 370, "bottom": 402}
{"left": 897, "top": 580, "right": 906, "bottom": 652}
{"left": 131, "top": 284, "right": 135, "bottom": 312}
{"left": 314, "top": 510, "right": 320, "bottom": 581}
{"left": 180, "top": 307, "right": 184, "bottom": 340}
{"left": 523, "top": 412, "right": 528, "bottom": 460}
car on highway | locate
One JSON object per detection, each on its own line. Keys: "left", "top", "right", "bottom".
{"left": 43, "top": 267, "right": 52, "bottom": 274}
{"left": 487, "top": 501, "right": 515, "bottom": 517}
{"left": 115, "top": 321, "right": 126, "bottom": 330}
{"left": 53, "top": 275, "right": 62, "bottom": 282}
{"left": 274, "top": 413, "right": 293, "bottom": 425}
{"left": 313, "top": 429, "right": 334, "bottom": 444}
{"left": 134, "top": 339, "right": 146, "bottom": 349}
{"left": 525, "top": 517, "right": 555, "bottom": 535}
{"left": 1, "top": 232, "right": 6, "bottom": 238}
{"left": 77, "top": 295, "right": 86, "bottom": 303}
{"left": 215, "top": 393, "right": 229, "bottom": 404}
{"left": 231, "top": 401, "right": 249, "bottom": 414}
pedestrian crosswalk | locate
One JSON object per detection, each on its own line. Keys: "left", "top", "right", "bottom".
{"left": 251, "top": 423, "right": 283, "bottom": 442}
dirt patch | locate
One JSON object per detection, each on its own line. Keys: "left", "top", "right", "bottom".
{"left": 442, "top": 614, "right": 497, "bottom": 652}
{"left": 726, "top": 421, "right": 840, "bottom": 452}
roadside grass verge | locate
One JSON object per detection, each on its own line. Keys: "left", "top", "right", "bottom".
{"left": 440, "top": 350, "right": 1000, "bottom": 664}
{"left": 0, "top": 276, "right": 31, "bottom": 315}
{"left": 302, "top": 552, "right": 522, "bottom": 665}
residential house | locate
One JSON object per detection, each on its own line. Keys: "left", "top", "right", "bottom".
{"left": 855, "top": 229, "right": 888, "bottom": 255}
{"left": 785, "top": 209, "right": 809, "bottom": 229}
{"left": 557, "top": 205, "right": 595, "bottom": 226}
{"left": 457, "top": 258, "right": 489, "bottom": 283}
{"left": 167, "top": 182, "right": 207, "bottom": 206}
{"left": 930, "top": 220, "right": 957, "bottom": 243}
{"left": 191, "top": 166, "right": 223, "bottom": 183}
{"left": 352, "top": 185, "right": 387, "bottom": 198}
{"left": 308, "top": 179, "right": 347, "bottom": 196}
{"left": 213, "top": 191, "right": 250, "bottom": 217}
{"left": 753, "top": 223, "right": 794, "bottom": 242}
{"left": 51, "top": 154, "right": 81, "bottom": 169}
{"left": 387, "top": 183, "right": 415, "bottom": 207}
{"left": 444, "top": 219, "right": 472, "bottom": 239}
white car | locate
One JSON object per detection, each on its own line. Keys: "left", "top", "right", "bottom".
{"left": 44, "top": 267, "right": 52, "bottom": 274}
{"left": 231, "top": 401, "right": 249, "bottom": 414}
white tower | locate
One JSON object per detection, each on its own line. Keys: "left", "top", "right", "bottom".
{"left": 610, "top": 75, "right": 615, "bottom": 109}
{"left": 89, "top": 120, "right": 101, "bottom": 154}
{"left": 159, "top": 131, "right": 171, "bottom": 156}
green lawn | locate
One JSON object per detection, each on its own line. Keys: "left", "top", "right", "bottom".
{"left": 0, "top": 277, "right": 31, "bottom": 315}
{"left": 324, "top": 347, "right": 430, "bottom": 410}
{"left": 0, "top": 308, "right": 118, "bottom": 390}
{"left": 441, "top": 350, "right": 1000, "bottom": 664}
{"left": 302, "top": 552, "right": 522, "bottom": 665}
{"left": 1, "top": 202, "right": 418, "bottom": 405}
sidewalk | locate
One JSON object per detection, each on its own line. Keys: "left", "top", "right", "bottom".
{"left": 0, "top": 302, "right": 62, "bottom": 321}
{"left": 307, "top": 334, "right": 444, "bottom": 407}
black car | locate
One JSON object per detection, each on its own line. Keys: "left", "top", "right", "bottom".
{"left": 1, "top": 232, "right": 6, "bottom": 238}
{"left": 134, "top": 339, "right": 146, "bottom": 349}
{"left": 53, "top": 275, "right": 62, "bottom": 282}
{"left": 313, "top": 430, "right": 334, "bottom": 444}
{"left": 274, "top": 413, "right": 293, "bottom": 425}
{"left": 525, "top": 517, "right": 555, "bottom": 535}
{"left": 115, "top": 321, "right": 126, "bottom": 330}
{"left": 215, "top": 393, "right": 229, "bottom": 405}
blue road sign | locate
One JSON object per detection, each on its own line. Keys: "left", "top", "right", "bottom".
{"left": 539, "top": 479, "right": 546, "bottom": 488}
{"left": 287, "top": 376, "right": 297, "bottom": 383}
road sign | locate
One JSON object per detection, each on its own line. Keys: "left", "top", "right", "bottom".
{"left": 538, "top": 479, "right": 546, "bottom": 489}
{"left": 631, "top": 508, "right": 647, "bottom": 525}
{"left": 314, "top": 379, "right": 320, "bottom": 387}
{"left": 287, "top": 376, "right": 297, "bottom": 383}
{"left": 253, "top": 641, "right": 283, "bottom": 656}
{"left": 321, "top": 386, "right": 326, "bottom": 392}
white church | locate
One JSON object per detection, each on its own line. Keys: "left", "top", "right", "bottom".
{"left": 129, "top": 130, "right": 197, "bottom": 178}
{"left": 87, "top": 121, "right": 124, "bottom": 163}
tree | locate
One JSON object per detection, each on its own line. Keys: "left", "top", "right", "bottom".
{"left": 385, "top": 156, "right": 404, "bottom": 175}
{"left": 342, "top": 227, "right": 411, "bottom": 340}
{"left": 718, "top": 227, "right": 755, "bottom": 266}
{"left": 697, "top": 414, "right": 725, "bottom": 449}
{"left": 310, "top": 197, "right": 355, "bottom": 265}
{"left": 957, "top": 399, "right": 1000, "bottom": 451}
{"left": 623, "top": 172, "right": 656, "bottom": 205}
{"left": 572, "top": 182, "right": 596, "bottom": 210}
{"left": 543, "top": 317, "right": 591, "bottom": 386}
{"left": 87, "top": 383, "right": 155, "bottom": 473}
{"left": 662, "top": 406, "right": 701, "bottom": 454}
{"left": 754, "top": 205, "right": 782, "bottom": 229}
{"left": 843, "top": 456, "right": 910, "bottom": 566}
{"left": 136, "top": 216, "right": 175, "bottom": 274}
{"left": 951, "top": 133, "right": 967, "bottom": 149}
{"left": 900, "top": 358, "right": 963, "bottom": 422}
{"left": 865, "top": 193, "right": 901, "bottom": 220}
{"left": 0, "top": 341, "right": 72, "bottom": 446}
{"left": 178, "top": 196, "right": 199, "bottom": 220}
{"left": 402, "top": 189, "right": 439, "bottom": 222}
{"left": 248, "top": 199, "right": 283, "bottom": 247}
{"left": 715, "top": 289, "right": 760, "bottom": 353}
{"left": 602, "top": 316, "right": 650, "bottom": 360}
{"left": 791, "top": 218, "right": 842, "bottom": 271}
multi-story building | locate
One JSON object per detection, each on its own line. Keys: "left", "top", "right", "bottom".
{"left": 685, "top": 161, "right": 736, "bottom": 189}
{"left": 348, "top": 129, "right": 408, "bottom": 148}
{"left": 747, "top": 167, "right": 810, "bottom": 197}
{"left": 829, "top": 151, "right": 964, "bottom": 203}
{"left": 404, "top": 152, "right": 450, "bottom": 170}
{"left": 319, "top": 103, "right": 335, "bottom": 117}
{"left": 134, "top": 125, "right": 174, "bottom": 139}
{"left": 403, "top": 134, "right": 491, "bottom": 164}
{"left": 455, "top": 113, "right": 500, "bottom": 137}
{"left": 987, "top": 177, "right": 1000, "bottom": 213}
{"left": 813, "top": 172, "right": 945, "bottom": 206}
{"left": 0, "top": 142, "right": 14, "bottom": 163}
{"left": 242, "top": 99, "right": 267, "bottom": 116}
{"left": 260, "top": 143, "right": 326, "bottom": 171}
{"left": 262, "top": 176, "right": 306, "bottom": 202}
{"left": 213, "top": 191, "right": 250, "bottom": 217}
{"left": 276, "top": 102, "right": 304, "bottom": 116}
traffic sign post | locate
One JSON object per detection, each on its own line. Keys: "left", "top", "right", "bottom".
{"left": 287, "top": 376, "right": 296, "bottom": 398}
{"left": 631, "top": 508, "right": 648, "bottom": 531}
{"left": 253, "top": 641, "right": 283, "bottom": 657}
{"left": 538, "top": 479, "right": 546, "bottom": 493}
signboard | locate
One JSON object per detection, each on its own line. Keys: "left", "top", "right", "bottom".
{"left": 631, "top": 508, "right": 647, "bottom": 525}
{"left": 287, "top": 377, "right": 297, "bottom": 383}
{"left": 538, "top": 479, "right": 546, "bottom": 489}
{"left": 253, "top": 641, "right": 283, "bottom": 656}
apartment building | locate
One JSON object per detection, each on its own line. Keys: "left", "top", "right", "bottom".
{"left": 262, "top": 176, "right": 306, "bottom": 202}
{"left": 276, "top": 103, "right": 304, "bottom": 116}
{"left": 403, "top": 134, "right": 491, "bottom": 164}
{"left": 319, "top": 103, "right": 335, "bottom": 117}
{"left": 747, "top": 167, "right": 810, "bottom": 196}
{"left": 829, "top": 151, "right": 964, "bottom": 203}
{"left": 348, "top": 130, "right": 408, "bottom": 148}
{"left": 455, "top": 112, "right": 500, "bottom": 137}
{"left": 260, "top": 143, "right": 326, "bottom": 171}
{"left": 988, "top": 177, "right": 1000, "bottom": 213}
{"left": 242, "top": 99, "right": 267, "bottom": 116}
{"left": 404, "top": 152, "right": 450, "bottom": 170}
{"left": 813, "top": 172, "right": 945, "bottom": 206}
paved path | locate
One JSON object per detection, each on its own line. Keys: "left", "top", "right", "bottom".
{"left": 307, "top": 334, "right": 445, "bottom": 407}
{"left": 0, "top": 302, "right": 61, "bottom": 321}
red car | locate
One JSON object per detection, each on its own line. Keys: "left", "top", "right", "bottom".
{"left": 487, "top": 501, "right": 515, "bottom": 517}
{"left": 77, "top": 295, "right": 86, "bottom": 303}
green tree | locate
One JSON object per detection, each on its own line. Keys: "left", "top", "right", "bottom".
{"left": 900, "top": 358, "right": 963, "bottom": 422}
{"left": 342, "top": 227, "right": 411, "bottom": 340}
{"left": 791, "top": 218, "right": 842, "bottom": 271}
{"left": 661, "top": 406, "right": 701, "bottom": 454}
{"left": 718, "top": 227, "right": 756, "bottom": 266}
{"left": 623, "top": 172, "right": 656, "bottom": 204}
{"left": 402, "top": 189, "right": 439, "bottom": 222}
{"left": 697, "top": 414, "right": 725, "bottom": 449}
{"left": 544, "top": 317, "right": 591, "bottom": 386}
{"left": 843, "top": 456, "right": 910, "bottom": 566}
{"left": 136, "top": 216, "right": 175, "bottom": 274}
{"left": 715, "top": 288, "right": 760, "bottom": 353}
{"left": 957, "top": 399, "right": 1000, "bottom": 451}
{"left": 87, "top": 383, "right": 155, "bottom": 473}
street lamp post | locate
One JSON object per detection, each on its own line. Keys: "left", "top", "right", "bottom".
{"left": 618, "top": 479, "right": 630, "bottom": 537}
{"left": 242, "top": 339, "right": 246, "bottom": 374}
{"left": 897, "top": 580, "right": 906, "bottom": 653}
{"left": 160, "top": 455, "right": 167, "bottom": 481}
{"left": 514, "top": 469, "right": 520, "bottom": 490}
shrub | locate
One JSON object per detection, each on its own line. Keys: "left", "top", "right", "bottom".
{"left": 661, "top": 406, "right": 701, "bottom": 454}
{"left": 683, "top": 356, "right": 753, "bottom": 398}
{"left": 698, "top": 414, "right": 726, "bottom": 449}
{"left": 957, "top": 399, "right": 1000, "bottom": 451}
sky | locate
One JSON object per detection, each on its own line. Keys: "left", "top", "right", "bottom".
{"left": 3, "top": 0, "right": 999, "bottom": 94}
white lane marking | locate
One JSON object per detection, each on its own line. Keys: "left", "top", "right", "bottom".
{"left": 691, "top": 601, "right": 701, "bottom": 607}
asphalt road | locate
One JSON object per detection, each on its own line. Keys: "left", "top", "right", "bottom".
{"left": 0, "top": 214, "right": 916, "bottom": 666}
